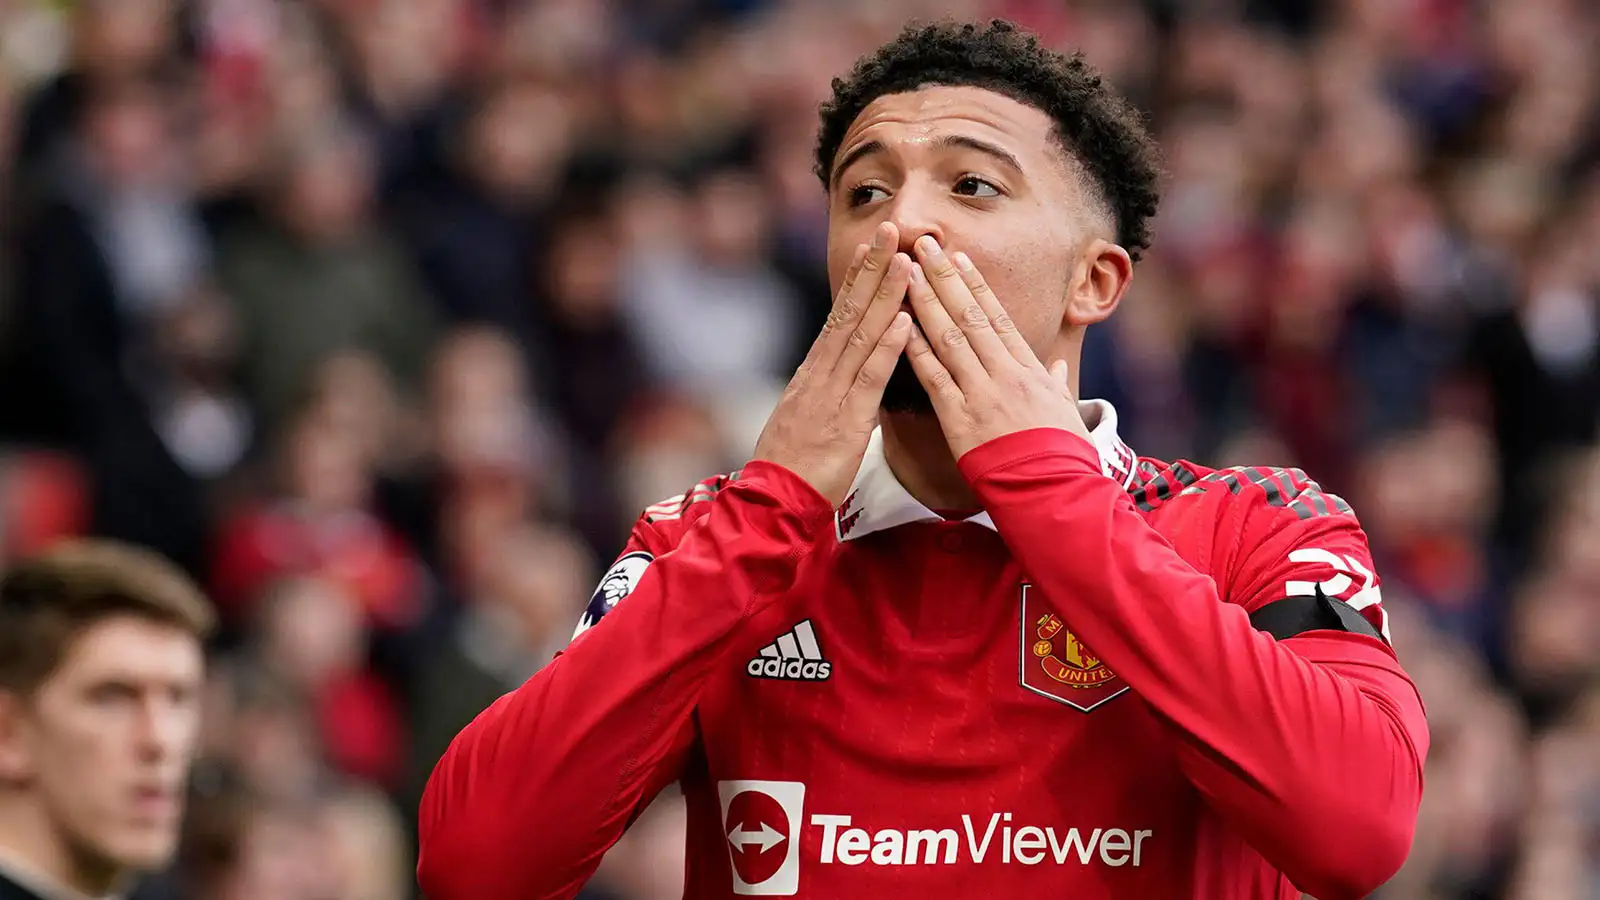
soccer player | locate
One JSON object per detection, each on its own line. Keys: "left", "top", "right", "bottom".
{"left": 418, "top": 20, "right": 1427, "bottom": 900}
{"left": 0, "top": 541, "right": 213, "bottom": 900}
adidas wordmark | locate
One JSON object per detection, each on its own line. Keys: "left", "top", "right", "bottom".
{"left": 747, "top": 620, "right": 832, "bottom": 681}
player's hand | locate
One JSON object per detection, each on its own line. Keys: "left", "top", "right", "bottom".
{"left": 753, "top": 221, "right": 914, "bottom": 507}
{"left": 902, "top": 235, "right": 1091, "bottom": 459}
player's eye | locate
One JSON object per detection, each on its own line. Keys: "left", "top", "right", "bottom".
{"left": 847, "top": 184, "right": 889, "bottom": 207}
{"left": 954, "top": 176, "right": 1001, "bottom": 198}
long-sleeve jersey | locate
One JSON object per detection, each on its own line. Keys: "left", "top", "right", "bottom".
{"left": 417, "top": 401, "right": 1428, "bottom": 900}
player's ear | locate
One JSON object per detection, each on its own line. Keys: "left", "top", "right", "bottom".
{"left": 1062, "top": 238, "right": 1132, "bottom": 328}
{"left": 0, "top": 690, "right": 37, "bottom": 782}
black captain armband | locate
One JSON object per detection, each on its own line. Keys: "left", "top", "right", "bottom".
{"left": 1248, "top": 586, "right": 1383, "bottom": 642}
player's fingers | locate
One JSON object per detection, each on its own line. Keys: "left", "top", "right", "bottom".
{"left": 1049, "top": 359, "right": 1072, "bottom": 394}
{"left": 904, "top": 317, "right": 963, "bottom": 411}
{"left": 950, "top": 251, "right": 1035, "bottom": 364}
{"left": 913, "top": 236, "right": 1012, "bottom": 372}
{"left": 814, "top": 222, "right": 898, "bottom": 369}
{"left": 832, "top": 252, "right": 912, "bottom": 385}
{"left": 907, "top": 261, "right": 985, "bottom": 386}
{"left": 798, "top": 241, "right": 869, "bottom": 375}
{"left": 842, "top": 239, "right": 872, "bottom": 295}
{"left": 842, "top": 310, "right": 912, "bottom": 420}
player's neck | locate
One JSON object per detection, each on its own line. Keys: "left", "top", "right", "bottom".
{"left": 0, "top": 797, "right": 125, "bottom": 898}
{"left": 879, "top": 412, "right": 979, "bottom": 512}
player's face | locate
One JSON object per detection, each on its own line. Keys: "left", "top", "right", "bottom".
{"left": 2, "top": 616, "right": 204, "bottom": 875}
{"left": 825, "top": 85, "right": 1118, "bottom": 412}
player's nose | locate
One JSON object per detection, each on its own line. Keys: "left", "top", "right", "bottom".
{"left": 885, "top": 186, "right": 945, "bottom": 255}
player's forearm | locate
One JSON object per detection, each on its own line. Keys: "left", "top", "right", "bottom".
{"left": 961, "top": 429, "right": 1426, "bottom": 899}
{"left": 416, "top": 462, "right": 834, "bottom": 900}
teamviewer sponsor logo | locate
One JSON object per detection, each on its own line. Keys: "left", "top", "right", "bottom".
{"left": 746, "top": 620, "right": 832, "bottom": 681}
{"left": 716, "top": 779, "right": 1156, "bottom": 894}
{"left": 719, "top": 780, "right": 806, "bottom": 895}
{"left": 812, "top": 813, "right": 1154, "bottom": 868}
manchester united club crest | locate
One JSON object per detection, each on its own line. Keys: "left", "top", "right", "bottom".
{"left": 1019, "top": 584, "right": 1129, "bottom": 712}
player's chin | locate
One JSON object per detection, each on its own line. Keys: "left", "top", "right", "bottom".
{"left": 878, "top": 357, "right": 936, "bottom": 415}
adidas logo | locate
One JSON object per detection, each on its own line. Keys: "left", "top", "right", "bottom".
{"left": 747, "top": 619, "right": 832, "bottom": 681}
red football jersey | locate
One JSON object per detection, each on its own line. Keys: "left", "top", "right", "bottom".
{"left": 418, "top": 402, "right": 1427, "bottom": 900}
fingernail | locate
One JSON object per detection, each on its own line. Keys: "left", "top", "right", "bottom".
{"left": 953, "top": 251, "right": 974, "bottom": 271}
{"left": 908, "top": 263, "right": 926, "bottom": 284}
{"left": 874, "top": 224, "right": 891, "bottom": 249}
{"left": 915, "top": 235, "right": 941, "bottom": 257}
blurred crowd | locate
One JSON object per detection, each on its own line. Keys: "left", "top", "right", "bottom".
{"left": 0, "top": 0, "right": 1596, "bottom": 897}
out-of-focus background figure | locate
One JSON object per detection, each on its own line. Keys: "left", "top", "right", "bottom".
{"left": 0, "top": 0, "right": 1595, "bottom": 898}
{"left": 0, "top": 540, "right": 213, "bottom": 899}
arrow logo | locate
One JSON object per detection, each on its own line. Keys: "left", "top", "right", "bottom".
{"left": 727, "top": 821, "right": 785, "bottom": 853}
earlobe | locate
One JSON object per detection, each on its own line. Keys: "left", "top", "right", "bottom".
{"left": 1063, "top": 240, "right": 1133, "bottom": 327}
{"left": 0, "top": 693, "right": 34, "bottom": 782}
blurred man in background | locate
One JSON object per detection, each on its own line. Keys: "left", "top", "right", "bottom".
{"left": 0, "top": 541, "right": 212, "bottom": 900}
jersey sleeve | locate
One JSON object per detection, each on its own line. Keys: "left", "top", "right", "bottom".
{"left": 1219, "top": 471, "right": 1389, "bottom": 640}
{"left": 961, "top": 429, "right": 1428, "bottom": 900}
{"left": 416, "top": 462, "right": 835, "bottom": 900}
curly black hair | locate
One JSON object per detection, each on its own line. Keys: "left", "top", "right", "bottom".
{"left": 815, "top": 19, "right": 1163, "bottom": 261}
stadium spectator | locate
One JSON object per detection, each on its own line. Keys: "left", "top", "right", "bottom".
{"left": 0, "top": 540, "right": 213, "bottom": 899}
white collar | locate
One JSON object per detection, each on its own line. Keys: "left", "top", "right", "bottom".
{"left": 835, "top": 399, "right": 1138, "bottom": 541}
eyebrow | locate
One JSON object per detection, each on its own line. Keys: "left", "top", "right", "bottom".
{"left": 830, "top": 134, "right": 1027, "bottom": 189}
